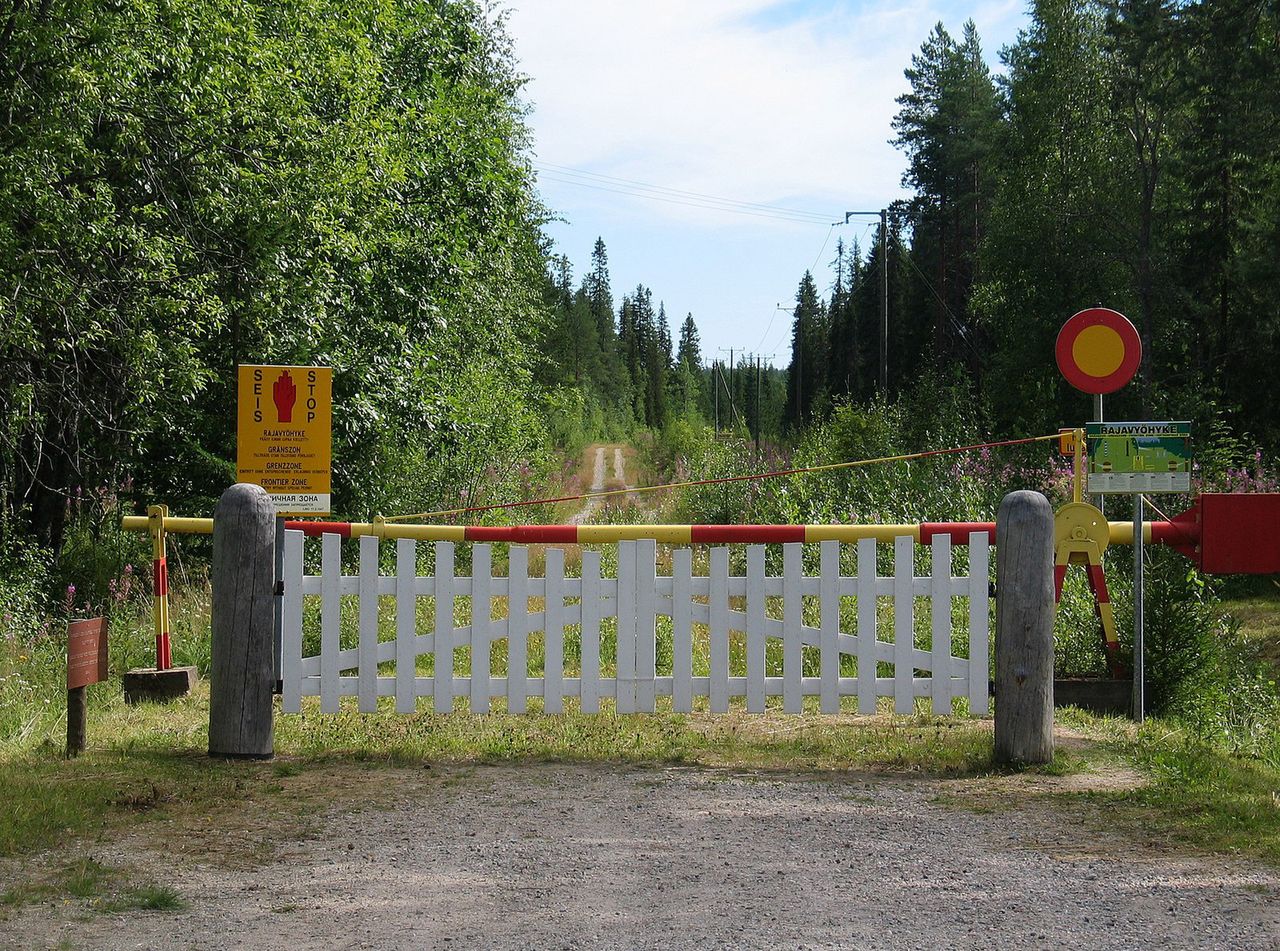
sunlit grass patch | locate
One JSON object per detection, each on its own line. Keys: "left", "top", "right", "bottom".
{"left": 100, "top": 885, "right": 186, "bottom": 913}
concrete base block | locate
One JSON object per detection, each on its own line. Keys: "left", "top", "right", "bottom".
{"left": 1054, "top": 678, "right": 1132, "bottom": 716}
{"left": 123, "top": 666, "right": 198, "bottom": 704}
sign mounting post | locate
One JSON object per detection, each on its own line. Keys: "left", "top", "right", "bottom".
{"left": 1055, "top": 307, "right": 1154, "bottom": 719}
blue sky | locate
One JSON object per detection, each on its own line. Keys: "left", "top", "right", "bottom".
{"left": 505, "top": 1, "right": 1030, "bottom": 364}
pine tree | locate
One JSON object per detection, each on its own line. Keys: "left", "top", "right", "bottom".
{"left": 584, "top": 237, "right": 631, "bottom": 415}
{"left": 586, "top": 237, "right": 615, "bottom": 344}
{"left": 675, "top": 312, "right": 707, "bottom": 419}
{"left": 892, "top": 20, "right": 1000, "bottom": 372}
{"left": 783, "top": 271, "right": 825, "bottom": 429}
{"left": 1168, "top": 0, "right": 1280, "bottom": 439}
{"left": 974, "top": 0, "right": 1131, "bottom": 430}
{"left": 677, "top": 313, "right": 702, "bottom": 370}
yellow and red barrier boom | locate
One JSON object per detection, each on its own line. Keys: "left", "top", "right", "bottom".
{"left": 121, "top": 492, "right": 1280, "bottom": 574}
{"left": 122, "top": 491, "right": 1275, "bottom": 567}
{"left": 121, "top": 516, "right": 985, "bottom": 544}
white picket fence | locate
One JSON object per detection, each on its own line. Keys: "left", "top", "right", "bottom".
{"left": 280, "top": 532, "right": 990, "bottom": 717}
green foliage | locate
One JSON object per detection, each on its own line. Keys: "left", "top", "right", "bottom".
{"left": 0, "top": 0, "right": 549, "bottom": 549}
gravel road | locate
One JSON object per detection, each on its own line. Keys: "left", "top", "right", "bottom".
{"left": 6, "top": 763, "right": 1278, "bottom": 950}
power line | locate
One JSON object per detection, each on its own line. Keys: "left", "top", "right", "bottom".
{"left": 755, "top": 303, "right": 789, "bottom": 353}
{"left": 806, "top": 223, "right": 838, "bottom": 276}
{"left": 535, "top": 161, "right": 834, "bottom": 222}
{"left": 901, "top": 252, "right": 983, "bottom": 362}
{"left": 535, "top": 169, "right": 833, "bottom": 225}
{"left": 536, "top": 172, "right": 831, "bottom": 225}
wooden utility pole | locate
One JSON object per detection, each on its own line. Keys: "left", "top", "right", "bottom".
{"left": 754, "top": 356, "right": 762, "bottom": 453}
{"left": 880, "top": 207, "right": 889, "bottom": 395}
{"left": 843, "top": 208, "right": 890, "bottom": 394}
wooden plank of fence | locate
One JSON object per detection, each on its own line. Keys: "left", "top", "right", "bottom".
{"left": 616, "top": 542, "right": 636, "bottom": 714}
{"left": 709, "top": 546, "right": 729, "bottom": 713}
{"left": 635, "top": 538, "right": 657, "bottom": 713}
{"left": 282, "top": 530, "right": 304, "bottom": 714}
{"left": 969, "top": 532, "right": 990, "bottom": 715}
{"left": 930, "top": 533, "right": 952, "bottom": 716}
{"left": 893, "top": 535, "right": 914, "bottom": 715}
{"left": 357, "top": 536, "right": 379, "bottom": 713}
{"left": 545, "top": 547, "right": 565, "bottom": 714}
{"left": 672, "top": 547, "right": 693, "bottom": 714}
{"left": 746, "top": 544, "right": 766, "bottom": 713}
{"left": 471, "top": 544, "right": 492, "bottom": 714}
{"left": 395, "top": 539, "right": 416, "bottom": 714}
{"left": 856, "top": 538, "right": 877, "bottom": 715}
{"left": 782, "top": 542, "right": 802, "bottom": 714}
{"left": 820, "top": 540, "right": 840, "bottom": 714}
{"left": 320, "top": 532, "right": 342, "bottom": 714}
{"left": 580, "top": 550, "right": 601, "bottom": 713}
{"left": 433, "top": 542, "right": 454, "bottom": 714}
{"left": 508, "top": 546, "right": 529, "bottom": 713}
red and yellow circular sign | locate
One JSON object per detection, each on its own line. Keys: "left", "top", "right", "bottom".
{"left": 1055, "top": 308, "right": 1141, "bottom": 394}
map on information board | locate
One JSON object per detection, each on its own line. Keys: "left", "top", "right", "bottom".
{"left": 1086, "top": 421, "right": 1191, "bottom": 494}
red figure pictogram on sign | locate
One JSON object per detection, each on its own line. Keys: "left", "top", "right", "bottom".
{"left": 273, "top": 370, "right": 296, "bottom": 422}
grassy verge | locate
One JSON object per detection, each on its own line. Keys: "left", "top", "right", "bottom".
{"left": 1054, "top": 707, "right": 1280, "bottom": 862}
{"left": 1221, "top": 580, "right": 1280, "bottom": 667}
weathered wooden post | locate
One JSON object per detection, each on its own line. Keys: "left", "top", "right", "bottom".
{"left": 209, "top": 483, "right": 276, "bottom": 759}
{"left": 994, "top": 490, "right": 1055, "bottom": 765}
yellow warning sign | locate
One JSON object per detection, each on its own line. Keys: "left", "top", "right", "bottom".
{"left": 236, "top": 365, "right": 332, "bottom": 515}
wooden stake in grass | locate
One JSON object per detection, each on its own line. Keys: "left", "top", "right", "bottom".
{"left": 994, "top": 490, "right": 1055, "bottom": 766}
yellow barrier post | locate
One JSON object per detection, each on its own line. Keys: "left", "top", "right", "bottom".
{"left": 122, "top": 505, "right": 198, "bottom": 702}
{"left": 147, "top": 505, "right": 172, "bottom": 670}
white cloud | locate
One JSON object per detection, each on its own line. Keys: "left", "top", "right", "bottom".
{"left": 505, "top": 0, "right": 1012, "bottom": 218}
{"left": 501, "top": 2, "right": 1030, "bottom": 358}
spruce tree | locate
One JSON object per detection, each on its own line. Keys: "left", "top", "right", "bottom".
{"left": 783, "top": 271, "right": 825, "bottom": 429}
{"left": 892, "top": 20, "right": 1000, "bottom": 372}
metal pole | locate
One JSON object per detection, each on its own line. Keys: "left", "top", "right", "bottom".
{"left": 755, "top": 356, "right": 762, "bottom": 453}
{"left": 1092, "top": 393, "right": 1105, "bottom": 517}
{"left": 797, "top": 322, "right": 803, "bottom": 425}
{"left": 1134, "top": 493, "right": 1145, "bottom": 723}
{"left": 880, "top": 208, "right": 889, "bottom": 395}
{"left": 714, "top": 361, "right": 719, "bottom": 434}
{"left": 273, "top": 514, "right": 285, "bottom": 692}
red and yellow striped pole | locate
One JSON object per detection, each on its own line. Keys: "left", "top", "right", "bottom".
{"left": 147, "top": 504, "right": 172, "bottom": 671}
{"left": 121, "top": 513, "right": 1196, "bottom": 549}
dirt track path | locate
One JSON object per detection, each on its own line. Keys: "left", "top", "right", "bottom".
{"left": 570, "top": 443, "right": 634, "bottom": 524}
{"left": 8, "top": 764, "right": 1278, "bottom": 950}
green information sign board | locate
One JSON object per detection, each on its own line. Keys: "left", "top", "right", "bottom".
{"left": 1086, "top": 421, "right": 1191, "bottom": 494}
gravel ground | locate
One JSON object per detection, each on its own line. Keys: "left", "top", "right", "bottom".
{"left": 5, "top": 763, "right": 1279, "bottom": 950}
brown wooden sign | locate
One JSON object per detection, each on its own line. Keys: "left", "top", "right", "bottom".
{"left": 67, "top": 618, "right": 108, "bottom": 689}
